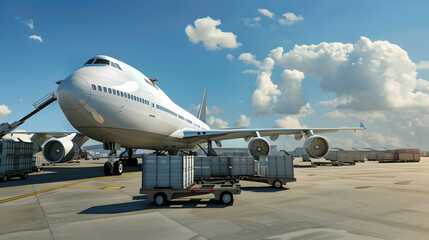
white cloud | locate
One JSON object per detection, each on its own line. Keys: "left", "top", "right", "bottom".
{"left": 0, "top": 105, "right": 11, "bottom": 118}
{"left": 207, "top": 116, "right": 229, "bottom": 128}
{"left": 416, "top": 61, "right": 429, "bottom": 70}
{"left": 190, "top": 105, "right": 225, "bottom": 116}
{"left": 234, "top": 114, "right": 251, "bottom": 128}
{"left": 278, "top": 12, "right": 304, "bottom": 25}
{"left": 29, "top": 35, "right": 43, "bottom": 43}
{"left": 243, "top": 17, "right": 261, "bottom": 27}
{"left": 257, "top": 9, "right": 274, "bottom": 19}
{"left": 226, "top": 54, "right": 234, "bottom": 61}
{"left": 269, "top": 36, "right": 429, "bottom": 111}
{"left": 319, "top": 96, "right": 353, "bottom": 108}
{"left": 211, "top": 106, "right": 225, "bottom": 115}
{"left": 275, "top": 116, "right": 305, "bottom": 128}
{"left": 24, "top": 19, "right": 34, "bottom": 29}
{"left": 323, "top": 110, "right": 386, "bottom": 124}
{"left": 185, "top": 16, "right": 242, "bottom": 50}
{"left": 273, "top": 69, "right": 307, "bottom": 114}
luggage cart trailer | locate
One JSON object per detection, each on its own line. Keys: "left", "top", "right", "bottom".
{"left": 140, "top": 183, "right": 241, "bottom": 206}
{"left": 244, "top": 176, "right": 296, "bottom": 189}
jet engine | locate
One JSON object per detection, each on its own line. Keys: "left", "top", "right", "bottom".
{"left": 303, "top": 135, "right": 329, "bottom": 158}
{"left": 42, "top": 137, "right": 80, "bottom": 163}
{"left": 248, "top": 137, "right": 270, "bottom": 159}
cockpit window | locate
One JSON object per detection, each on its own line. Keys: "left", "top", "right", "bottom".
{"left": 84, "top": 59, "right": 95, "bottom": 65}
{"left": 94, "top": 59, "right": 110, "bottom": 65}
{"left": 114, "top": 63, "right": 122, "bottom": 70}
{"left": 110, "top": 62, "right": 117, "bottom": 68}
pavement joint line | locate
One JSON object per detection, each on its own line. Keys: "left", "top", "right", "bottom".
{"left": 0, "top": 171, "right": 140, "bottom": 204}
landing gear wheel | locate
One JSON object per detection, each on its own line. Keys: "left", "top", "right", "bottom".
{"left": 21, "top": 173, "right": 28, "bottom": 180}
{"left": 220, "top": 192, "right": 233, "bottom": 205}
{"left": 104, "top": 162, "right": 112, "bottom": 176}
{"left": 113, "top": 161, "right": 123, "bottom": 175}
{"left": 273, "top": 180, "right": 283, "bottom": 189}
{"left": 2, "top": 175, "right": 7, "bottom": 182}
{"left": 154, "top": 193, "right": 167, "bottom": 206}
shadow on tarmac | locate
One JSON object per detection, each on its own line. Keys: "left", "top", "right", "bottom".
{"left": 79, "top": 197, "right": 230, "bottom": 214}
{"left": 0, "top": 163, "right": 141, "bottom": 188}
{"left": 241, "top": 186, "right": 290, "bottom": 192}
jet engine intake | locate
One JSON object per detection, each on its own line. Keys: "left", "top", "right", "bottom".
{"left": 303, "top": 135, "right": 329, "bottom": 158}
{"left": 42, "top": 137, "right": 80, "bottom": 163}
{"left": 248, "top": 137, "right": 270, "bottom": 159}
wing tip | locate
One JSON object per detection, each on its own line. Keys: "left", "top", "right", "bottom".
{"left": 360, "top": 122, "right": 366, "bottom": 129}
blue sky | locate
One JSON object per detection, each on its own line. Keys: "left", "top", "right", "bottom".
{"left": 1, "top": 0, "right": 429, "bottom": 150}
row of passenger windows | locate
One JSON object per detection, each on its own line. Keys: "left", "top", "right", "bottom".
{"left": 84, "top": 58, "right": 122, "bottom": 71}
{"left": 91, "top": 83, "right": 204, "bottom": 129}
{"left": 91, "top": 84, "right": 151, "bottom": 106}
{"left": 156, "top": 104, "right": 198, "bottom": 127}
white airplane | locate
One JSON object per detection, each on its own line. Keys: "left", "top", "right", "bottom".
{"left": 52, "top": 55, "right": 366, "bottom": 176}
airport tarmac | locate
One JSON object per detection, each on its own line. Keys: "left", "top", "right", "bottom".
{"left": 1, "top": 158, "right": 429, "bottom": 240}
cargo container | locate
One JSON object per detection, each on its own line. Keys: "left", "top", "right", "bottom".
{"left": 141, "top": 155, "right": 240, "bottom": 206}
{"left": 0, "top": 141, "right": 33, "bottom": 182}
{"left": 246, "top": 155, "right": 296, "bottom": 188}
{"left": 142, "top": 155, "right": 194, "bottom": 190}
{"left": 230, "top": 156, "right": 254, "bottom": 176}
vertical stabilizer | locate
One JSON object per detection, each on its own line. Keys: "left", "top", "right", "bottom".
{"left": 198, "top": 89, "right": 207, "bottom": 123}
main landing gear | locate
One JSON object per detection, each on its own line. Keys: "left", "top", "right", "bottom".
{"left": 104, "top": 145, "right": 138, "bottom": 176}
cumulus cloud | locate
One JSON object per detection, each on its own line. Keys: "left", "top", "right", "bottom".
{"left": 0, "top": 105, "right": 11, "bottom": 118}
{"left": 269, "top": 36, "right": 429, "bottom": 111}
{"left": 24, "top": 19, "right": 34, "bottom": 29}
{"left": 278, "top": 12, "right": 304, "bottom": 25}
{"left": 190, "top": 105, "right": 225, "bottom": 116}
{"left": 185, "top": 16, "right": 242, "bottom": 50}
{"left": 226, "top": 54, "right": 234, "bottom": 61}
{"left": 319, "top": 96, "right": 353, "bottom": 108}
{"left": 323, "top": 110, "right": 386, "bottom": 124}
{"left": 207, "top": 116, "right": 229, "bottom": 128}
{"left": 29, "top": 35, "right": 43, "bottom": 43}
{"left": 257, "top": 9, "right": 274, "bottom": 19}
{"left": 273, "top": 69, "right": 307, "bottom": 114}
{"left": 417, "top": 61, "right": 429, "bottom": 70}
{"left": 274, "top": 104, "right": 313, "bottom": 128}
{"left": 243, "top": 16, "right": 261, "bottom": 27}
{"left": 234, "top": 114, "right": 251, "bottom": 128}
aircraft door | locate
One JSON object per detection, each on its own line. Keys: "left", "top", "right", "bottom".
{"left": 148, "top": 92, "right": 155, "bottom": 117}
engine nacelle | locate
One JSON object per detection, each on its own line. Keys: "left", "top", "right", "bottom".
{"left": 248, "top": 137, "right": 270, "bottom": 159}
{"left": 42, "top": 137, "right": 80, "bottom": 163}
{"left": 303, "top": 135, "right": 329, "bottom": 158}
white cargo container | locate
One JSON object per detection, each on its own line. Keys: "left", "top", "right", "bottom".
{"left": 249, "top": 155, "right": 296, "bottom": 188}
{"left": 194, "top": 157, "right": 211, "bottom": 179}
{"left": 142, "top": 155, "right": 194, "bottom": 190}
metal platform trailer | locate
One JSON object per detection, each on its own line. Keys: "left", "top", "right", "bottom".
{"left": 140, "top": 155, "right": 241, "bottom": 206}
{"left": 0, "top": 141, "right": 34, "bottom": 182}
{"left": 246, "top": 155, "right": 296, "bottom": 188}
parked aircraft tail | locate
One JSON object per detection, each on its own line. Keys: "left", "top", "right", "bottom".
{"left": 197, "top": 89, "right": 207, "bottom": 123}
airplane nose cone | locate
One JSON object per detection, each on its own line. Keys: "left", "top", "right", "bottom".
{"left": 57, "top": 75, "right": 91, "bottom": 110}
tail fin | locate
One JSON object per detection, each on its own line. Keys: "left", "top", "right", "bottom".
{"left": 197, "top": 89, "right": 207, "bottom": 123}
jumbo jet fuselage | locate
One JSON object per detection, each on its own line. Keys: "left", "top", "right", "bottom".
{"left": 57, "top": 55, "right": 209, "bottom": 152}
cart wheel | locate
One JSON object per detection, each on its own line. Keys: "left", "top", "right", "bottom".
{"left": 220, "top": 192, "right": 233, "bottom": 205}
{"left": 21, "top": 173, "right": 28, "bottom": 180}
{"left": 2, "top": 175, "right": 7, "bottom": 182}
{"left": 273, "top": 180, "right": 283, "bottom": 189}
{"left": 154, "top": 193, "right": 167, "bottom": 206}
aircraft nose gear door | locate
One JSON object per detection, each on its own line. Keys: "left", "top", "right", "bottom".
{"left": 148, "top": 92, "right": 155, "bottom": 117}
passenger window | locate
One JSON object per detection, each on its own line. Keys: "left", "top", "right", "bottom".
{"left": 103, "top": 87, "right": 107, "bottom": 93}
{"left": 113, "top": 89, "right": 116, "bottom": 95}
{"left": 134, "top": 96, "right": 137, "bottom": 101}
{"left": 92, "top": 84, "right": 96, "bottom": 90}
{"left": 85, "top": 59, "right": 95, "bottom": 65}
{"left": 108, "top": 88, "right": 112, "bottom": 94}
{"left": 127, "top": 94, "right": 130, "bottom": 99}
{"left": 98, "top": 86, "right": 102, "bottom": 91}
{"left": 94, "top": 59, "right": 110, "bottom": 65}
{"left": 121, "top": 92, "right": 124, "bottom": 97}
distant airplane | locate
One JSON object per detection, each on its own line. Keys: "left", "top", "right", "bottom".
{"left": 52, "top": 55, "right": 365, "bottom": 176}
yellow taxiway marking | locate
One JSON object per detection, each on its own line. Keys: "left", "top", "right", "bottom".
{"left": 0, "top": 171, "right": 139, "bottom": 204}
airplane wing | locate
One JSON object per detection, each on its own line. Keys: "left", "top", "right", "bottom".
{"left": 4, "top": 132, "right": 90, "bottom": 147}
{"left": 182, "top": 122, "right": 366, "bottom": 143}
